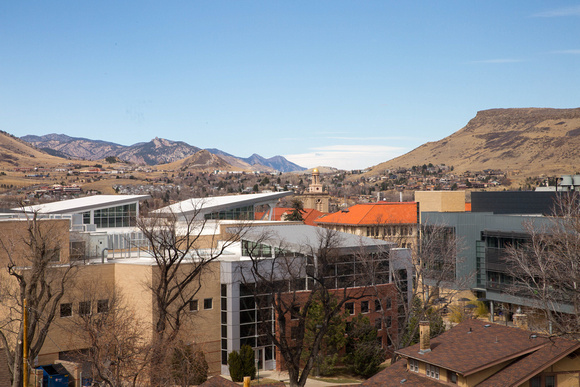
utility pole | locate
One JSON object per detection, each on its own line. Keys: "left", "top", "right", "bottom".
{"left": 23, "top": 298, "right": 28, "bottom": 387}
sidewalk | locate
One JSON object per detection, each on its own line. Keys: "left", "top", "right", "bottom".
{"left": 222, "top": 370, "right": 362, "bottom": 386}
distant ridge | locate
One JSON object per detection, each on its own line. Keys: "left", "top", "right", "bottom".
{"left": 370, "top": 107, "right": 580, "bottom": 177}
{"left": 21, "top": 134, "right": 306, "bottom": 172}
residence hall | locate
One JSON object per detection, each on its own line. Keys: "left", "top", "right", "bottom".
{"left": 314, "top": 201, "right": 419, "bottom": 249}
{"left": 219, "top": 224, "right": 413, "bottom": 375}
{"left": 363, "top": 319, "right": 580, "bottom": 387}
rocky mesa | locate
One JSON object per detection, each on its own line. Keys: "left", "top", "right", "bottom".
{"left": 371, "top": 107, "right": 580, "bottom": 177}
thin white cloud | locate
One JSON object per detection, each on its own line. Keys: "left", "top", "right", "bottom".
{"left": 552, "top": 49, "right": 580, "bottom": 55}
{"left": 284, "top": 144, "right": 407, "bottom": 170}
{"left": 533, "top": 5, "right": 580, "bottom": 17}
{"left": 468, "top": 59, "right": 523, "bottom": 64}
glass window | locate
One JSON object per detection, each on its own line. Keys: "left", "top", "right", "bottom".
{"left": 60, "top": 303, "right": 72, "bottom": 318}
{"left": 189, "top": 300, "right": 198, "bottom": 312}
{"left": 361, "top": 301, "right": 369, "bottom": 313}
{"left": 448, "top": 371, "right": 458, "bottom": 384}
{"left": 375, "top": 318, "right": 382, "bottom": 330}
{"left": 204, "top": 298, "right": 213, "bottom": 310}
{"left": 529, "top": 376, "right": 541, "bottom": 387}
{"left": 291, "top": 305, "right": 300, "bottom": 320}
{"left": 409, "top": 359, "right": 419, "bottom": 372}
{"left": 78, "top": 301, "right": 91, "bottom": 316}
{"left": 345, "top": 302, "right": 354, "bottom": 315}
{"left": 426, "top": 364, "right": 439, "bottom": 379}
{"left": 545, "top": 376, "right": 555, "bottom": 387}
{"left": 97, "top": 299, "right": 109, "bottom": 314}
{"left": 375, "top": 299, "right": 382, "bottom": 311}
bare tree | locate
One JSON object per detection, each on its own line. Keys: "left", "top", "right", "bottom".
{"left": 240, "top": 227, "right": 389, "bottom": 387}
{"left": 68, "top": 284, "right": 150, "bottom": 387}
{"left": 0, "top": 215, "right": 76, "bottom": 387}
{"left": 505, "top": 192, "right": 580, "bottom": 337}
{"left": 136, "top": 201, "right": 244, "bottom": 385}
{"left": 373, "top": 223, "right": 466, "bottom": 358}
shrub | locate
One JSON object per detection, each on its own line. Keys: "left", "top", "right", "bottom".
{"left": 228, "top": 350, "right": 243, "bottom": 382}
{"left": 228, "top": 345, "right": 256, "bottom": 382}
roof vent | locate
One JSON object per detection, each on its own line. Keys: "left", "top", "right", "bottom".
{"left": 484, "top": 324, "right": 491, "bottom": 328}
{"left": 341, "top": 208, "right": 349, "bottom": 213}
{"left": 468, "top": 327, "right": 472, "bottom": 333}
{"left": 530, "top": 334, "right": 538, "bottom": 339}
{"left": 400, "top": 379, "right": 407, "bottom": 384}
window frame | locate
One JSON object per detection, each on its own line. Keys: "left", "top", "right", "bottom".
{"left": 189, "top": 299, "right": 199, "bottom": 312}
{"left": 203, "top": 298, "right": 213, "bottom": 310}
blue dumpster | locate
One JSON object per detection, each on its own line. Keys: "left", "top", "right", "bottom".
{"left": 37, "top": 364, "right": 69, "bottom": 387}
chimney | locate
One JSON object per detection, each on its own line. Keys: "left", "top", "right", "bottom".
{"left": 419, "top": 321, "right": 431, "bottom": 353}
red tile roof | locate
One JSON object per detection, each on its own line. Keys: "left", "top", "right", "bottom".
{"left": 255, "top": 207, "right": 326, "bottom": 226}
{"left": 314, "top": 202, "right": 419, "bottom": 226}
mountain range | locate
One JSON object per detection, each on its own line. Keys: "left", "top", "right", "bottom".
{"left": 6, "top": 107, "right": 580, "bottom": 177}
{"left": 20, "top": 134, "right": 306, "bottom": 172}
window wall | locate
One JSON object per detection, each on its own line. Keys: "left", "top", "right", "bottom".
{"left": 82, "top": 203, "right": 137, "bottom": 228}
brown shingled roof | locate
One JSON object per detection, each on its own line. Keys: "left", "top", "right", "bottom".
{"left": 477, "top": 336, "right": 580, "bottom": 386}
{"left": 364, "top": 320, "right": 580, "bottom": 387}
{"left": 361, "top": 359, "right": 441, "bottom": 386}
{"left": 396, "top": 319, "right": 556, "bottom": 376}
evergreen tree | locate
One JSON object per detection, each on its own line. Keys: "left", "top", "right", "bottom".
{"left": 345, "top": 315, "right": 386, "bottom": 377}
{"left": 286, "top": 198, "right": 306, "bottom": 222}
{"left": 302, "top": 296, "right": 347, "bottom": 376}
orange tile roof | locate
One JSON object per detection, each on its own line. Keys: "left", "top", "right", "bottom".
{"left": 465, "top": 202, "right": 472, "bottom": 212}
{"left": 314, "top": 202, "right": 418, "bottom": 226}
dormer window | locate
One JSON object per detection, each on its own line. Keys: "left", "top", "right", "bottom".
{"left": 426, "top": 364, "right": 440, "bottom": 379}
{"left": 409, "top": 359, "right": 419, "bottom": 372}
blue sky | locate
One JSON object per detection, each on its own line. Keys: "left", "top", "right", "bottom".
{"left": 1, "top": 1, "right": 579, "bottom": 170}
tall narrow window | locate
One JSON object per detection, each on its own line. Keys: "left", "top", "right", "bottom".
{"left": 78, "top": 301, "right": 91, "bottom": 316}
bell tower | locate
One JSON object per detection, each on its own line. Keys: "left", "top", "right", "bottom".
{"left": 301, "top": 168, "right": 329, "bottom": 212}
